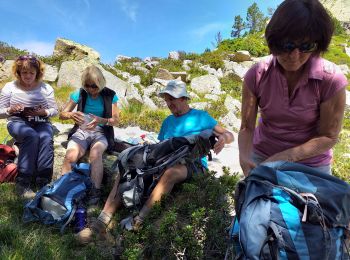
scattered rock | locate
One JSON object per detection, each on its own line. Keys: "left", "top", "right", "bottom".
{"left": 54, "top": 38, "right": 100, "bottom": 62}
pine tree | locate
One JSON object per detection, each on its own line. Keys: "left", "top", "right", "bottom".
{"left": 231, "top": 15, "right": 245, "bottom": 38}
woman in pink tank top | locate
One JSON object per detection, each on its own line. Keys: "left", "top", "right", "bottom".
{"left": 239, "top": 0, "right": 348, "bottom": 176}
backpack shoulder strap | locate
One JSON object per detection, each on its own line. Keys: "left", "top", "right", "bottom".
{"left": 60, "top": 204, "right": 77, "bottom": 234}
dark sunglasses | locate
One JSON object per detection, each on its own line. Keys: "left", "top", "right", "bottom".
{"left": 17, "top": 55, "right": 38, "bottom": 62}
{"left": 279, "top": 42, "right": 318, "bottom": 53}
{"left": 85, "top": 83, "right": 99, "bottom": 89}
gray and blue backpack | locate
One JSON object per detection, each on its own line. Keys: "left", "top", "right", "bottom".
{"left": 23, "top": 163, "right": 92, "bottom": 233}
{"left": 228, "top": 161, "right": 350, "bottom": 260}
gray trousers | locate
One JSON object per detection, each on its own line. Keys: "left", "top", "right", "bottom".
{"left": 7, "top": 120, "right": 54, "bottom": 182}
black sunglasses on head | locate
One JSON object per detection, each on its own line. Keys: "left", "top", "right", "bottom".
{"left": 279, "top": 42, "right": 318, "bottom": 53}
{"left": 85, "top": 83, "right": 99, "bottom": 89}
{"left": 16, "top": 55, "right": 39, "bottom": 64}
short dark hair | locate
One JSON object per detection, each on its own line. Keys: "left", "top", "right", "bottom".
{"left": 265, "top": 0, "right": 334, "bottom": 55}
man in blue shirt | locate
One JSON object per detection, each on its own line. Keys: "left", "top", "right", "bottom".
{"left": 76, "top": 80, "right": 234, "bottom": 243}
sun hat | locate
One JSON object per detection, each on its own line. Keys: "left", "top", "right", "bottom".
{"left": 158, "top": 80, "right": 189, "bottom": 99}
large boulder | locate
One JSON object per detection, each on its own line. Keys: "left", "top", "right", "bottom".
{"left": 320, "top": 0, "right": 350, "bottom": 23}
{"left": 190, "top": 75, "right": 221, "bottom": 95}
{"left": 0, "top": 60, "right": 14, "bottom": 81}
{"left": 53, "top": 38, "right": 100, "bottom": 62}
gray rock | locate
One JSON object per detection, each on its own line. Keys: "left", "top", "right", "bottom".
{"left": 126, "top": 84, "right": 143, "bottom": 102}
{"left": 228, "top": 51, "right": 252, "bottom": 62}
{"left": 219, "top": 111, "right": 241, "bottom": 132}
{"left": 142, "top": 95, "right": 158, "bottom": 110}
{"left": 190, "top": 102, "right": 207, "bottom": 110}
{"left": 0, "top": 60, "right": 14, "bottom": 81}
{"left": 156, "top": 68, "right": 174, "bottom": 80}
{"left": 54, "top": 38, "right": 100, "bottom": 61}
{"left": 224, "top": 95, "right": 241, "bottom": 113}
{"left": 190, "top": 75, "right": 221, "bottom": 95}
{"left": 168, "top": 51, "right": 180, "bottom": 60}
{"left": 43, "top": 64, "right": 58, "bottom": 82}
{"left": 339, "top": 64, "right": 350, "bottom": 75}
{"left": 170, "top": 71, "right": 187, "bottom": 82}
{"left": 116, "top": 55, "right": 132, "bottom": 62}
{"left": 204, "top": 94, "right": 219, "bottom": 101}
{"left": 182, "top": 60, "right": 192, "bottom": 71}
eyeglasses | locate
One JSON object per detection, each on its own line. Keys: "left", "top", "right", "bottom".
{"left": 17, "top": 55, "right": 38, "bottom": 62}
{"left": 279, "top": 42, "right": 318, "bottom": 53}
{"left": 85, "top": 83, "right": 99, "bottom": 89}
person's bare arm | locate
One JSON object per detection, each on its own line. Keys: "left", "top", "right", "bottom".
{"left": 264, "top": 88, "right": 346, "bottom": 163}
{"left": 59, "top": 99, "right": 85, "bottom": 125}
{"left": 212, "top": 125, "right": 234, "bottom": 154}
{"left": 238, "top": 82, "right": 258, "bottom": 176}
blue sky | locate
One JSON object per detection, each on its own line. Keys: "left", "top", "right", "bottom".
{"left": 1, "top": 0, "right": 282, "bottom": 64}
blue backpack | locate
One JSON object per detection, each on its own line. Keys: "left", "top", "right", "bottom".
{"left": 228, "top": 161, "right": 350, "bottom": 260}
{"left": 23, "top": 163, "right": 92, "bottom": 233}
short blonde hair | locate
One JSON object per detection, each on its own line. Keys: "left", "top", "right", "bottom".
{"left": 12, "top": 55, "right": 45, "bottom": 82}
{"left": 81, "top": 65, "right": 106, "bottom": 92}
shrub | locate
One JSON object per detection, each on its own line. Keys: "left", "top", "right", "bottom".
{"left": 198, "top": 51, "right": 224, "bottom": 70}
{"left": 119, "top": 100, "right": 169, "bottom": 132}
{"left": 206, "top": 96, "right": 229, "bottom": 121}
{"left": 218, "top": 32, "right": 269, "bottom": 57}
{"left": 115, "top": 171, "right": 240, "bottom": 259}
{"left": 158, "top": 59, "right": 183, "bottom": 72}
{"left": 220, "top": 76, "right": 243, "bottom": 100}
{"left": 0, "top": 41, "right": 27, "bottom": 60}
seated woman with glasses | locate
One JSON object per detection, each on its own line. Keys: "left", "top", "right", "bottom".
{"left": 0, "top": 55, "right": 58, "bottom": 199}
{"left": 59, "top": 65, "right": 120, "bottom": 206}
{"left": 239, "top": 0, "right": 348, "bottom": 176}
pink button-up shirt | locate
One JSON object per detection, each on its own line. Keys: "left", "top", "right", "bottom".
{"left": 244, "top": 55, "right": 348, "bottom": 167}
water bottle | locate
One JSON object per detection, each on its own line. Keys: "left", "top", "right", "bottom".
{"left": 74, "top": 206, "right": 87, "bottom": 233}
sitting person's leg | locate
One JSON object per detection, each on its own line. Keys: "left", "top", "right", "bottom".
{"left": 34, "top": 122, "right": 54, "bottom": 187}
{"left": 86, "top": 141, "right": 108, "bottom": 205}
{"left": 137, "top": 163, "right": 188, "bottom": 221}
{"left": 61, "top": 130, "right": 88, "bottom": 175}
{"left": 7, "top": 120, "right": 39, "bottom": 198}
{"left": 76, "top": 175, "right": 121, "bottom": 244}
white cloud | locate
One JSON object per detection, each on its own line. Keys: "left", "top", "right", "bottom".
{"left": 117, "top": 0, "right": 139, "bottom": 22}
{"left": 191, "top": 22, "right": 227, "bottom": 40}
{"left": 14, "top": 41, "right": 55, "bottom": 56}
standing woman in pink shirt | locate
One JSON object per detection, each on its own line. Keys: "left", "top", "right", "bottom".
{"left": 239, "top": 0, "right": 348, "bottom": 176}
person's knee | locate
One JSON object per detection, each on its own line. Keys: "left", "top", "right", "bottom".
{"left": 89, "top": 149, "right": 104, "bottom": 162}
{"left": 160, "top": 167, "right": 187, "bottom": 185}
{"left": 64, "top": 149, "right": 80, "bottom": 164}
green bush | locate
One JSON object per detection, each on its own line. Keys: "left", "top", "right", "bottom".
{"left": 115, "top": 171, "right": 240, "bottom": 259}
{"left": 218, "top": 32, "right": 269, "bottom": 57}
{"left": 220, "top": 76, "right": 243, "bottom": 100}
{"left": 198, "top": 51, "right": 224, "bottom": 70}
{"left": 0, "top": 41, "right": 27, "bottom": 60}
{"left": 119, "top": 100, "right": 169, "bottom": 132}
{"left": 158, "top": 59, "right": 183, "bottom": 72}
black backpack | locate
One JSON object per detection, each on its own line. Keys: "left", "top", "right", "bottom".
{"left": 114, "top": 129, "right": 217, "bottom": 208}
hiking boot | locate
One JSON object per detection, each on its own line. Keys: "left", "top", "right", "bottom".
{"left": 75, "top": 218, "right": 115, "bottom": 245}
{"left": 15, "top": 182, "right": 36, "bottom": 200}
{"left": 87, "top": 188, "right": 101, "bottom": 206}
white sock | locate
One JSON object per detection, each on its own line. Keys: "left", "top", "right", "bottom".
{"left": 97, "top": 211, "right": 112, "bottom": 226}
